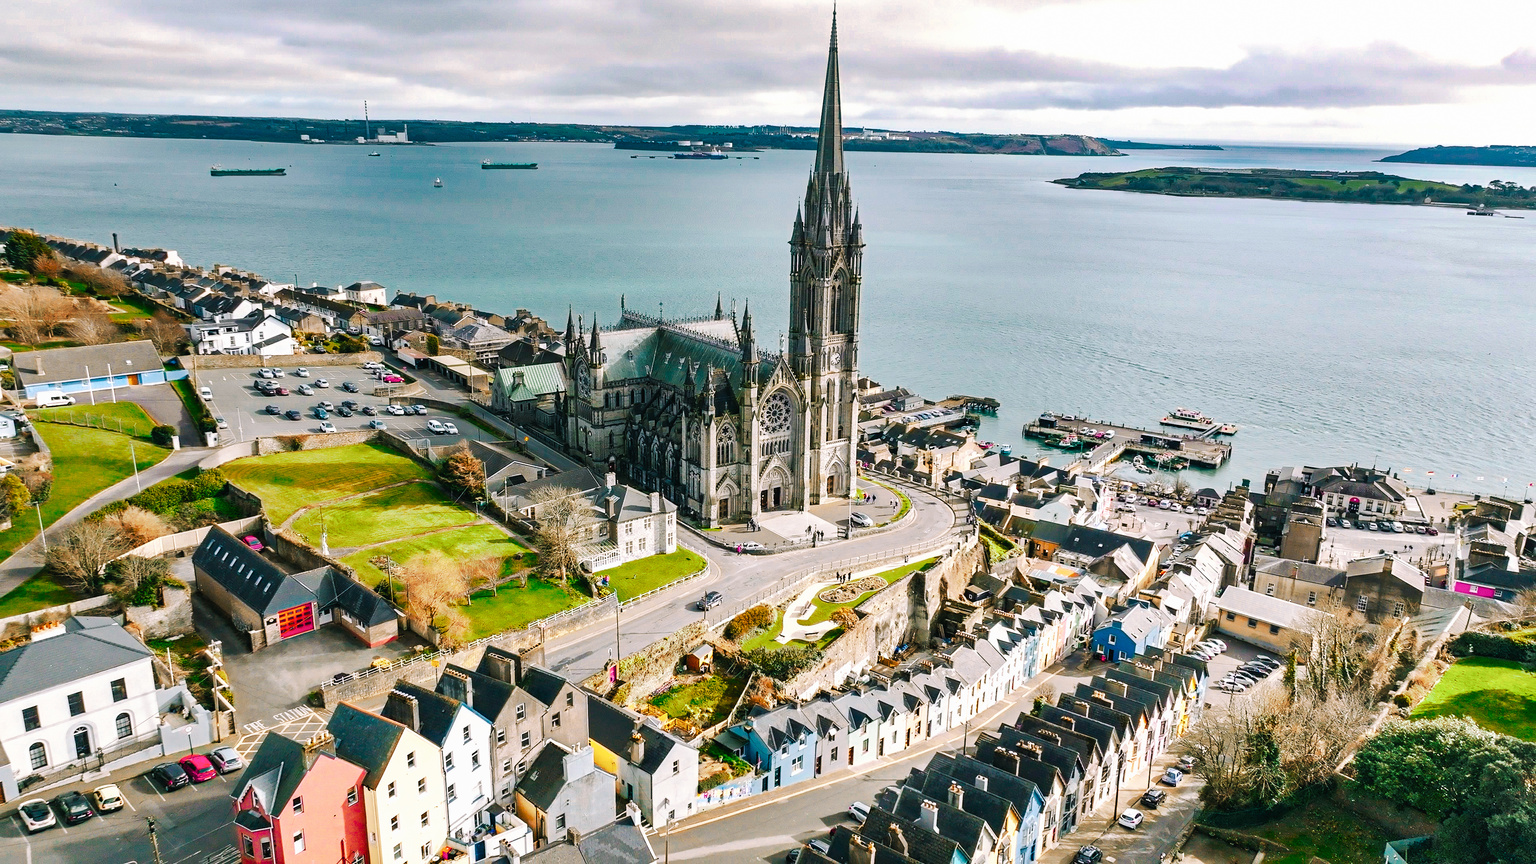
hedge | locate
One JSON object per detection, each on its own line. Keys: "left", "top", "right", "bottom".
{"left": 1446, "top": 631, "right": 1536, "bottom": 662}
{"left": 725, "top": 604, "right": 774, "bottom": 641}
{"left": 88, "top": 469, "right": 227, "bottom": 520}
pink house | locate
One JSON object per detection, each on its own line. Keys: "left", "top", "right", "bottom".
{"left": 233, "top": 732, "right": 369, "bottom": 864}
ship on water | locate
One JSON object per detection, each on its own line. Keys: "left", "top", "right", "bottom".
{"left": 210, "top": 166, "right": 285, "bottom": 176}
{"left": 482, "top": 160, "right": 537, "bottom": 169}
{"left": 672, "top": 147, "right": 729, "bottom": 160}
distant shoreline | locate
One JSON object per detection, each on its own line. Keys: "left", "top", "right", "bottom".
{"left": 1056, "top": 166, "right": 1536, "bottom": 210}
{"left": 1381, "top": 144, "right": 1536, "bottom": 168}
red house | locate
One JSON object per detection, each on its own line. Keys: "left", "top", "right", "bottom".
{"left": 233, "top": 731, "right": 368, "bottom": 864}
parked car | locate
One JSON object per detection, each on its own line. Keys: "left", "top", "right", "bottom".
{"left": 1326, "top": 517, "right": 1339, "bottom": 527}
{"left": 316, "top": 378, "right": 330, "bottom": 388}
{"left": 699, "top": 591, "right": 724, "bottom": 610}
{"left": 297, "top": 384, "right": 314, "bottom": 396}
{"left": 18, "top": 799, "right": 57, "bottom": 833}
{"left": 427, "top": 419, "right": 448, "bottom": 434}
{"left": 51, "top": 791, "right": 94, "bottom": 825}
{"left": 848, "top": 801, "right": 870, "bottom": 824}
{"left": 274, "top": 386, "right": 290, "bottom": 396}
{"left": 1117, "top": 808, "right": 1145, "bottom": 829}
{"left": 318, "top": 421, "right": 337, "bottom": 434}
{"left": 90, "top": 783, "right": 125, "bottom": 813}
{"left": 849, "top": 511, "right": 874, "bottom": 528}
{"left": 342, "top": 381, "right": 359, "bottom": 393}
{"left": 381, "top": 374, "right": 404, "bottom": 384}
{"left": 258, "top": 368, "right": 275, "bottom": 379}
{"left": 284, "top": 409, "right": 302, "bottom": 421}
{"left": 317, "top": 400, "right": 333, "bottom": 411}
{"left": 786, "top": 849, "right": 802, "bottom": 864}
{"left": 1139, "top": 789, "right": 1167, "bottom": 808}
{"left": 209, "top": 747, "right": 244, "bottom": 774}
{"left": 1176, "top": 755, "right": 1197, "bottom": 773}
{"left": 1072, "top": 845, "right": 1104, "bottom": 864}
{"left": 362, "top": 405, "right": 378, "bottom": 416}
{"left": 1365, "top": 522, "right": 1378, "bottom": 531}
{"left": 369, "top": 419, "right": 388, "bottom": 430}
{"left": 271, "top": 368, "right": 285, "bottom": 377}
{"left": 808, "top": 839, "right": 831, "bottom": 855}
{"left": 387, "top": 404, "right": 405, "bottom": 416}
{"left": 1207, "top": 638, "right": 1228, "bottom": 651}
{"left": 215, "top": 416, "right": 228, "bottom": 429}
{"left": 1161, "top": 768, "right": 1183, "bottom": 787}
{"left": 295, "top": 367, "right": 310, "bottom": 377}
{"left": 739, "top": 541, "right": 765, "bottom": 551}
{"left": 179, "top": 754, "right": 217, "bottom": 783}
{"left": 336, "top": 406, "right": 353, "bottom": 417}
{"left": 412, "top": 404, "right": 429, "bottom": 415}
{"left": 266, "top": 404, "right": 283, "bottom": 416}
{"left": 242, "top": 535, "right": 264, "bottom": 552}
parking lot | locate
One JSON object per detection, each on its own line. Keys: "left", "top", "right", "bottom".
{"left": 194, "top": 365, "right": 477, "bottom": 448}
{"left": 1317, "top": 521, "right": 1451, "bottom": 568}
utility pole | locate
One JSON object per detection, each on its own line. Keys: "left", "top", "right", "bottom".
{"left": 614, "top": 600, "right": 622, "bottom": 667}
{"left": 35, "top": 501, "right": 46, "bottom": 552}
{"left": 147, "top": 816, "right": 164, "bottom": 864}
{"left": 130, "top": 439, "right": 142, "bottom": 493}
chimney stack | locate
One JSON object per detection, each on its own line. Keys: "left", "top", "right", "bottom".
{"left": 974, "top": 774, "right": 988, "bottom": 792}
{"left": 1058, "top": 715, "right": 1076, "bottom": 730}
{"left": 994, "top": 749, "right": 1021, "bottom": 776}
{"left": 887, "top": 824, "right": 909, "bottom": 856}
{"left": 605, "top": 471, "right": 617, "bottom": 488}
{"left": 947, "top": 782, "right": 965, "bottom": 811}
{"left": 629, "top": 731, "right": 645, "bottom": 765}
{"left": 1034, "top": 730, "right": 1062, "bottom": 746}
{"left": 112, "top": 232, "right": 119, "bottom": 252}
{"left": 917, "top": 800, "right": 940, "bottom": 834}
{"left": 849, "top": 836, "right": 876, "bottom": 864}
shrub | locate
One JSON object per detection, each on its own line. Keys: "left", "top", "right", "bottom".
{"left": 186, "top": 469, "right": 226, "bottom": 499}
{"left": 88, "top": 500, "right": 129, "bottom": 521}
{"left": 1447, "top": 631, "right": 1536, "bottom": 662}
{"left": 127, "top": 478, "right": 192, "bottom": 514}
{"left": 831, "top": 607, "right": 859, "bottom": 630}
{"left": 104, "top": 505, "right": 170, "bottom": 548}
{"left": 725, "top": 605, "right": 775, "bottom": 641}
{"left": 745, "top": 645, "right": 821, "bottom": 681}
{"left": 150, "top": 424, "right": 177, "bottom": 447}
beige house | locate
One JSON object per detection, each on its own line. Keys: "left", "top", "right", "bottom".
{"left": 1213, "top": 586, "right": 1328, "bottom": 654}
{"left": 328, "top": 703, "right": 448, "bottom": 864}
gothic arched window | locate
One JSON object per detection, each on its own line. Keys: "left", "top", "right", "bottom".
{"left": 716, "top": 422, "right": 737, "bottom": 464}
{"left": 760, "top": 392, "right": 793, "bottom": 457}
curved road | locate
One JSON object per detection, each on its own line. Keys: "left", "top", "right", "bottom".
{"left": 543, "top": 480, "right": 964, "bottom": 680}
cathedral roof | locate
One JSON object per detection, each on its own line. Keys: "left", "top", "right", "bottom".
{"left": 599, "top": 314, "right": 778, "bottom": 393}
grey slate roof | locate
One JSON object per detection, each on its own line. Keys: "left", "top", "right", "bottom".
{"left": 437, "top": 663, "right": 515, "bottom": 723}
{"left": 326, "top": 703, "right": 406, "bottom": 789}
{"left": 382, "top": 681, "right": 464, "bottom": 747}
{"left": 588, "top": 697, "right": 685, "bottom": 775}
{"left": 521, "top": 666, "right": 571, "bottom": 708}
{"left": 0, "top": 617, "right": 152, "bottom": 703}
{"left": 233, "top": 733, "right": 313, "bottom": 814}
{"left": 517, "top": 741, "right": 579, "bottom": 810}
{"left": 859, "top": 807, "right": 962, "bottom": 864}
{"left": 892, "top": 787, "right": 992, "bottom": 858}
{"left": 194, "top": 526, "right": 397, "bottom": 626}
{"left": 524, "top": 818, "right": 658, "bottom": 864}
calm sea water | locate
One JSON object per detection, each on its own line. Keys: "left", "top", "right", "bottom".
{"left": 3, "top": 134, "right": 1534, "bottom": 495}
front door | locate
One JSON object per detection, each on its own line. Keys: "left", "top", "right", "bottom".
{"left": 73, "top": 727, "right": 91, "bottom": 760}
{"left": 760, "top": 490, "right": 769, "bottom": 511}
{"left": 772, "top": 486, "right": 782, "bottom": 509}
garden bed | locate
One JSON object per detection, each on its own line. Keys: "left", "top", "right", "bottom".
{"left": 648, "top": 672, "right": 749, "bottom": 728}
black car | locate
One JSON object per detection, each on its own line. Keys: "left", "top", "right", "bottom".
{"left": 700, "top": 591, "right": 724, "bottom": 610}
{"left": 1072, "top": 846, "right": 1104, "bottom": 864}
{"left": 341, "top": 400, "right": 359, "bottom": 410}
{"left": 149, "top": 762, "right": 191, "bottom": 792}
{"left": 284, "top": 409, "right": 302, "bottom": 421}
{"left": 53, "top": 790, "right": 95, "bottom": 824}
{"left": 1139, "top": 789, "right": 1168, "bottom": 808}
{"left": 361, "top": 405, "right": 377, "bottom": 416}
{"left": 266, "top": 404, "right": 283, "bottom": 415}
{"left": 336, "top": 406, "right": 354, "bottom": 417}
{"left": 341, "top": 381, "right": 359, "bottom": 393}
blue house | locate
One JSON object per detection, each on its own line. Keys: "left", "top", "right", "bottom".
{"left": 1091, "top": 602, "right": 1171, "bottom": 663}
{"left": 730, "top": 704, "right": 817, "bottom": 792}
{"left": 13, "top": 340, "right": 177, "bottom": 399}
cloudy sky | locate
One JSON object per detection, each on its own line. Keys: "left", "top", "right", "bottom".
{"left": 6, "top": 0, "right": 1536, "bottom": 145}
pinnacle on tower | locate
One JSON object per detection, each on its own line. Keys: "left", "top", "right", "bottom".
{"left": 715, "top": 292, "right": 724, "bottom": 320}
{"left": 564, "top": 306, "right": 576, "bottom": 344}
{"left": 589, "top": 313, "right": 602, "bottom": 356}
{"left": 814, "top": 10, "right": 844, "bottom": 176}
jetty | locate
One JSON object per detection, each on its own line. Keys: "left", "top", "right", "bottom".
{"left": 1024, "top": 412, "right": 1233, "bottom": 472}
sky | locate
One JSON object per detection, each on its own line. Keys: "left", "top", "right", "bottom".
{"left": 5, "top": 0, "right": 1536, "bottom": 145}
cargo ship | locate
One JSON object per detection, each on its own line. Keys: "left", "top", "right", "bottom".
{"left": 210, "top": 166, "right": 286, "bottom": 176}
{"left": 482, "top": 161, "right": 538, "bottom": 169}
{"left": 673, "top": 149, "right": 729, "bottom": 160}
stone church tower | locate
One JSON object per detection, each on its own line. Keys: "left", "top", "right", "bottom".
{"left": 790, "top": 12, "right": 862, "bottom": 506}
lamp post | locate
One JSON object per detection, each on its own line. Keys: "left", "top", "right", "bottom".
{"left": 35, "top": 501, "right": 46, "bottom": 552}
{"left": 129, "top": 438, "right": 142, "bottom": 493}
{"left": 85, "top": 365, "right": 95, "bottom": 405}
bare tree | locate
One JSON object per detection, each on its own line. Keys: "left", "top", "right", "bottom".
{"left": 1295, "top": 611, "right": 1377, "bottom": 701}
{"left": 140, "top": 310, "right": 188, "bottom": 355}
{"left": 68, "top": 307, "right": 120, "bottom": 345}
{"left": 0, "top": 285, "right": 73, "bottom": 345}
{"left": 399, "top": 549, "right": 468, "bottom": 626}
{"left": 66, "top": 264, "right": 127, "bottom": 298}
{"left": 108, "top": 554, "right": 171, "bottom": 604}
{"left": 45, "top": 520, "right": 126, "bottom": 594}
{"left": 462, "top": 556, "right": 501, "bottom": 602}
{"left": 529, "top": 485, "right": 599, "bottom": 587}
{"left": 104, "top": 505, "right": 170, "bottom": 548}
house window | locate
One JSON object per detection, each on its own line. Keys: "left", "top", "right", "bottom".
{"left": 830, "top": 748, "right": 839, "bottom": 762}
{"left": 292, "top": 796, "right": 304, "bottom": 814}
{"left": 862, "top": 740, "right": 869, "bottom": 753}
{"left": 29, "top": 742, "right": 46, "bottom": 769}
{"left": 502, "top": 760, "right": 512, "bottom": 774}
{"left": 448, "top": 784, "right": 457, "bottom": 802}
{"left": 242, "top": 836, "right": 254, "bottom": 857}
{"left": 1393, "top": 602, "right": 1405, "bottom": 618}
{"left": 1225, "top": 612, "right": 1235, "bottom": 621}
{"left": 1307, "top": 591, "right": 1317, "bottom": 606}
{"left": 418, "top": 778, "right": 427, "bottom": 794}
{"left": 472, "top": 751, "right": 481, "bottom": 769}
{"left": 347, "top": 787, "right": 358, "bottom": 806}
{"left": 116, "top": 712, "right": 132, "bottom": 739}
{"left": 1247, "top": 618, "right": 1257, "bottom": 629}
{"left": 262, "top": 838, "right": 274, "bottom": 860}
{"left": 68, "top": 692, "right": 85, "bottom": 716}
{"left": 551, "top": 712, "right": 561, "bottom": 728}
{"left": 516, "top": 704, "right": 526, "bottom": 721}
{"left": 555, "top": 813, "right": 566, "bottom": 832}
{"left": 406, "top": 751, "right": 416, "bottom": 768}
{"left": 111, "top": 678, "right": 128, "bottom": 702}
{"left": 1356, "top": 594, "right": 1369, "bottom": 612}
{"left": 673, "top": 758, "right": 679, "bottom": 774}
{"left": 496, "top": 729, "right": 507, "bottom": 746}
{"left": 293, "top": 832, "right": 306, "bottom": 853}
{"left": 388, "top": 782, "right": 397, "bottom": 798}
{"left": 566, "top": 692, "right": 574, "bottom": 708}
{"left": 393, "top": 844, "right": 403, "bottom": 861}
{"left": 521, "top": 732, "right": 531, "bottom": 748}
{"left": 792, "top": 756, "right": 803, "bottom": 771}
{"left": 421, "top": 844, "right": 432, "bottom": 860}
{"left": 1269, "top": 624, "right": 1281, "bottom": 635}
{"left": 22, "top": 706, "right": 39, "bottom": 731}
{"left": 445, "top": 753, "right": 455, "bottom": 770}
{"left": 391, "top": 815, "right": 400, "bottom": 831}
{"left": 420, "top": 811, "right": 429, "bottom": 827}
{"left": 1265, "top": 583, "right": 1275, "bottom": 596}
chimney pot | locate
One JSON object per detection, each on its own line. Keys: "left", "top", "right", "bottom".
{"left": 887, "top": 824, "right": 909, "bottom": 856}
{"left": 917, "top": 800, "right": 940, "bottom": 834}
{"left": 947, "top": 782, "right": 965, "bottom": 810}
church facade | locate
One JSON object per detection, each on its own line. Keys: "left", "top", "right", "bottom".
{"left": 558, "top": 16, "right": 863, "bottom": 527}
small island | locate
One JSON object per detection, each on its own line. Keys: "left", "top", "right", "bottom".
{"left": 1100, "top": 139, "right": 1224, "bottom": 151}
{"left": 1381, "top": 145, "right": 1536, "bottom": 167}
{"left": 1055, "top": 166, "right": 1536, "bottom": 209}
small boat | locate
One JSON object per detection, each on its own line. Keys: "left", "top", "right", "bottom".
{"left": 1218, "top": 423, "right": 1239, "bottom": 435}
{"left": 368, "top": 151, "right": 381, "bottom": 157}
{"left": 433, "top": 177, "right": 443, "bottom": 188}
{"left": 1160, "top": 407, "right": 1214, "bottom": 430}
{"left": 673, "top": 148, "right": 729, "bottom": 160}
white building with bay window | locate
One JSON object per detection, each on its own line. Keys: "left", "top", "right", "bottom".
{"left": 0, "top": 617, "right": 212, "bottom": 801}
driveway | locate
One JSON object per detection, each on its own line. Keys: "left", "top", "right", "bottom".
{"left": 109, "top": 382, "right": 200, "bottom": 444}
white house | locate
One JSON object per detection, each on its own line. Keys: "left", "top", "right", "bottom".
{"left": 381, "top": 682, "right": 495, "bottom": 843}
{"left": 0, "top": 618, "right": 212, "bottom": 800}
{"left": 186, "top": 313, "right": 296, "bottom": 356}
{"left": 581, "top": 475, "right": 678, "bottom": 574}
{"left": 343, "top": 281, "right": 389, "bottom": 306}
{"left": 586, "top": 698, "right": 700, "bottom": 828}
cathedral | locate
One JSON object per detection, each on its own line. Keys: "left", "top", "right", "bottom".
{"left": 558, "top": 15, "right": 864, "bottom": 527}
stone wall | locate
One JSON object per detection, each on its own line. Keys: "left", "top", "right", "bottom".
{"left": 0, "top": 595, "right": 116, "bottom": 641}
{"left": 197, "top": 440, "right": 260, "bottom": 471}
{"left": 188, "top": 351, "right": 382, "bottom": 370}
{"left": 256, "top": 428, "right": 379, "bottom": 455}
{"left": 126, "top": 586, "right": 195, "bottom": 640}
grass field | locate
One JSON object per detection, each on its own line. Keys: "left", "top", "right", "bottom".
{"left": 458, "top": 577, "right": 588, "bottom": 640}
{"left": 33, "top": 401, "right": 159, "bottom": 440}
{"left": 0, "top": 572, "right": 79, "bottom": 619}
{"left": 738, "top": 608, "right": 843, "bottom": 653}
{"left": 220, "top": 443, "right": 430, "bottom": 523}
{"left": 650, "top": 672, "right": 749, "bottom": 725}
{"left": 1247, "top": 792, "right": 1396, "bottom": 864}
{"left": 1412, "top": 656, "right": 1536, "bottom": 739}
{"left": 341, "top": 523, "right": 534, "bottom": 588}
{"left": 801, "top": 557, "right": 937, "bottom": 625}
{"left": 291, "top": 482, "right": 477, "bottom": 548}
{"left": 602, "top": 549, "right": 707, "bottom": 601}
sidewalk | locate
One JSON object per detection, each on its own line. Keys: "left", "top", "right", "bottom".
{"left": 0, "top": 446, "right": 207, "bottom": 597}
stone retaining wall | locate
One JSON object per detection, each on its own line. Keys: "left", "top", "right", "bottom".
{"left": 188, "top": 352, "right": 381, "bottom": 370}
{"left": 126, "top": 586, "right": 195, "bottom": 640}
{"left": 256, "top": 429, "right": 378, "bottom": 454}
{"left": 0, "top": 595, "right": 116, "bottom": 641}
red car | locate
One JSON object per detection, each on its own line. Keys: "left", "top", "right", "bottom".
{"left": 242, "top": 535, "right": 264, "bottom": 552}
{"left": 179, "top": 754, "right": 217, "bottom": 783}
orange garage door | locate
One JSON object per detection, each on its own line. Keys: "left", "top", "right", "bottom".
{"left": 277, "top": 604, "right": 315, "bottom": 638}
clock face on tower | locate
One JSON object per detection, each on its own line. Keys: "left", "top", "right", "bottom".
{"left": 576, "top": 363, "right": 591, "bottom": 398}
{"left": 830, "top": 350, "right": 841, "bottom": 368}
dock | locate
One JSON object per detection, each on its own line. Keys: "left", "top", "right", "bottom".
{"left": 1023, "top": 413, "right": 1233, "bottom": 471}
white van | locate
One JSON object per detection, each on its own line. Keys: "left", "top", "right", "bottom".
{"left": 35, "top": 391, "right": 75, "bottom": 408}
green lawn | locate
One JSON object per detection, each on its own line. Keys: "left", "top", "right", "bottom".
{"left": 1246, "top": 793, "right": 1395, "bottom": 864}
{"left": 458, "top": 577, "right": 587, "bottom": 640}
{"left": 220, "top": 443, "right": 431, "bottom": 523}
{"left": 33, "top": 401, "right": 160, "bottom": 440}
{"left": 290, "top": 482, "right": 478, "bottom": 548}
{"left": 0, "top": 573, "right": 78, "bottom": 618}
{"left": 106, "top": 293, "right": 160, "bottom": 322}
{"left": 801, "top": 557, "right": 937, "bottom": 625}
{"left": 0, "top": 424, "right": 170, "bottom": 566}
{"left": 341, "top": 523, "right": 534, "bottom": 588}
{"left": 601, "top": 549, "right": 707, "bottom": 601}
{"left": 1412, "top": 656, "right": 1536, "bottom": 739}
{"left": 739, "top": 608, "right": 844, "bottom": 653}
{"left": 649, "top": 672, "right": 749, "bottom": 725}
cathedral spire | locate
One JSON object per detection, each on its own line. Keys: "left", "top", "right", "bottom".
{"left": 715, "top": 292, "right": 724, "bottom": 320}
{"left": 564, "top": 306, "right": 576, "bottom": 345}
{"left": 814, "top": 9, "right": 844, "bottom": 176}
{"left": 589, "top": 313, "right": 602, "bottom": 357}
